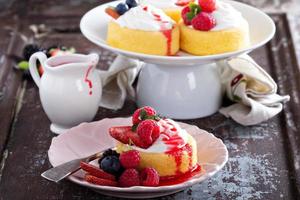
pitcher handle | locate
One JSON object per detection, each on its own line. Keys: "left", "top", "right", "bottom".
{"left": 29, "top": 52, "right": 47, "bottom": 88}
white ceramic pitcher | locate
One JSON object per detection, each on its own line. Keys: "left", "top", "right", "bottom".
{"left": 29, "top": 52, "right": 101, "bottom": 134}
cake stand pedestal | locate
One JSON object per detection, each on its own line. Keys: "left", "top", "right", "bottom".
{"left": 136, "top": 62, "right": 222, "bottom": 119}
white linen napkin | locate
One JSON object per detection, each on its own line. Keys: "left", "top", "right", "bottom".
{"left": 218, "top": 54, "right": 290, "bottom": 125}
{"left": 98, "top": 55, "right": 142, "bottom": 109}
{"left": 98, "top": 54, "right": 289, "bottom": 125}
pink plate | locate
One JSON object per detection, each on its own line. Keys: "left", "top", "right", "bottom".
{"left": 48, "top": 118, "right": 228, "bottom": 199}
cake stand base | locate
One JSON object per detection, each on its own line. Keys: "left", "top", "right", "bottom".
{"left": 136, "top": 62, "right": 223, "bottom": 119}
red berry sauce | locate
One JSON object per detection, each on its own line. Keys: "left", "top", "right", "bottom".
{"left": 159, "top": 164, "right": 202, "bottom": 186}
{"left": 85, "top": 65, "right": 93, "bottom": 95}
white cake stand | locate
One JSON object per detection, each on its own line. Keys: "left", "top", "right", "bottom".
{"left": 79, "top": 0, "right": 275, "bottom": 119}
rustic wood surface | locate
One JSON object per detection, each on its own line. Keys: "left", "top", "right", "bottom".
{"left": 0, "top": 0, "right": 300, "bottom": 199}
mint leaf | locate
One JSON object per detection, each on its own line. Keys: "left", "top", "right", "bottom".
{"left": 186, "top": 12, "right": 195, "bottom": 21}
{"left": 139, "top": 109, "right": 147, "bottom": 120}
{"left": 131, "top": 123, "right": 138, "bottom": 132}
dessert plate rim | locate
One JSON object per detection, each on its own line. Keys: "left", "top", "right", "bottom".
{"left": 47, "top": 117, "right": 228, "bottom": 196}
{"left": 79, "top": 0, "right": 275, "bottom": 64}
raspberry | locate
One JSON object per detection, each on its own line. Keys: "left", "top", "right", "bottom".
{"left": 119, "top": 150, "right": 140, "bottom": 169}
{"left": 119, "top": 169, "right": 140, "bottom": 187}
{"left": 137, "top": 120, "right": 160, "bottom": 146}
{"left": 132, "top": 106, "right": 157, "bottom": 125}
{"left": 140, "top": 167, "right": 159, "bottom": 186}
{"left": 181, "top": 6, "right": 191, "bottom": 25}
{"left": 191, "top": 12, "right": 216, "bottom": 31}
{"left": 198, "top": 0, "right": 216, "bottom": 12}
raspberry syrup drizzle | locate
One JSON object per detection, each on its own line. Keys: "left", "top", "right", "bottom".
{"left": 159, "top": 164, "right": 202, "bottom": 186}
{"left": 160, "top": 120, "right": 194, "bottom": 176}
{"left": 85, "top": 66, "right": 93, "bottom": 95}
{"left": 144, "top": 6, "right": 172, "bottom": 55}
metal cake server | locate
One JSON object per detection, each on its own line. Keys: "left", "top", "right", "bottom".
{"left": 41, "top": 151, "right": 103, "bottom": 183}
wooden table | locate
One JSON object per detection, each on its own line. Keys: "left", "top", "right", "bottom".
{"left": 0, "top": 0, "right": 300, "bottom": 199}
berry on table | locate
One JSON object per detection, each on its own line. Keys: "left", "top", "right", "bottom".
{"left": 119, "top": 169, "right": 140, "bottom": 187}
{"left": 191, "top": 12, "right": 216, "bottom": 31}
{"left": 23, "top": 44, "right": 41, "bottom": 60}
{"left": 119, "top": 150, "right": 140, "bottom": 169}
{"left": 85, "top": 174, "right": 118, "bottom": 186}
{"left": 176, "top": 0, "right": 194, "bottom": 6}
{"left": 132, "top": 106, "right": 157, "bottom": 125}
{"left": 198, "top": 0, "right": 216, "bottom": 12}
{"left": 126, "top": 0, "right": 137, "bottom": 8}
{"left": 115, "top": 3, "right": 129, "bottom": 15}
{"left": 99, "top": 155, "right": 123, "bottom": 176}
{"left": 140, "top": 167, "right": 159, "bottom": 186}
{"left": 137, "top": 119, "right": 160, "bottom": 146}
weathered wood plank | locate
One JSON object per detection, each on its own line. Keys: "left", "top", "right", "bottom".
{"left": 0, "top": 13, "right": 299, "bottom": 200}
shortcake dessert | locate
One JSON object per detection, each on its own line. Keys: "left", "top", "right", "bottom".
{"left": 109, "top": 106, "right": 198, "bottom": 178}
{"left": 105, "top": 0, "right": 180, "bottom": 56}
{"left": 80, "top": 106, "right": 200, "bottom": 187}
{"left": 180, "top": 0, "right": 250, "bottom": 55}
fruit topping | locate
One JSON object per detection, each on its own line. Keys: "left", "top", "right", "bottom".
{"left": 102, "top": 148, "right": 120, "bottom": 158}
{"left": 119, "top": 169, "right": 140, "bottom": 187}
{"left": 80, "top": 161, "right": 116, "bottom": 181}
{"left": 137, "top": 119, "right": 160, "bottom": 146}
{"left": 119, "top": 150, "right": 140, "bottom": 169}
{"left": 105, "top": 7, "right": 120, "bottom": 19}
{"left": 132, "top": 106, "right": 159, "bottom": 125}
{"left": 115, "top": 3, "right": 129, "bottom": 15}
{"left": 191, "top": 12, "right": 216, "bottom": 31}
{"left": 85, "top": 174, "right": 118, "bottom": 186}
{"left": 109, "top": 126, "right": 150, "bottom": 148}
{"left": 140, "top": 167, "right": 160, "bottom": 186}
{"left": 125, "top": 0, "right": 138, "bottom": 8}
{"left": 109, "top": 126, "right": 132, "bottom": 144}
{"left": 181, "top": 6, "right": 192, "bottom": 25}
{"left": 99, "top": 155, "right": 123, "bottom": 176}
{"left": 198, "top": 0, "right": 216, "bottom": 12}
{"left": 176, "top": 0, "right": 194, "bottom": 6}
{"left": 181, "top": 3, "right": 201, "bottom": 26}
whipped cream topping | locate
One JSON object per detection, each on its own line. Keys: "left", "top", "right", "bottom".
{"left": 211, "top": 1, "right": 247, "bottom": 31}
{"left": 132, "top": 119, "right": 189, "bottom": 153}
{"left": 114, "top": 5, "right": 175, "bottom": 31}
{"left": 140, "top": 0, "right": 181, "bottom": 9}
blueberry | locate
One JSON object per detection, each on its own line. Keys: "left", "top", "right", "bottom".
{"left": 99, "top": 155, "right": 123, "bottom": 176}
{"left": 126, "top": 0, "right": 137, "bottom": 8}
{"left": 115, "top": 3, "right": 129, "bottom": 15}
{"left": 23, "top": 44, "right": 41, "bottom": 60}
{"left": 102, "top": 149, "right": 120, "bottom": 158}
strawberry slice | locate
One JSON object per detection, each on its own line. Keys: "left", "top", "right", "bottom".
{"left": 175, "top": 0, "right": 194, "bottom": 6}
{"left": 109, "top": 126, "right": 149, "bottom": 149}
{"left": 105, "top": 7, "right": 120, "bottom": 19}
{"left": 80, "top": 162, "right": 115, "bottom": 181}
{"left": 85, "top": 174, "right": 118, "bottom": 186}
{"left": 127, "top": 131, "right": 150, "bottom": 149}
{"left": 109, "top": 126, "right": 133, "bottom": 144}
